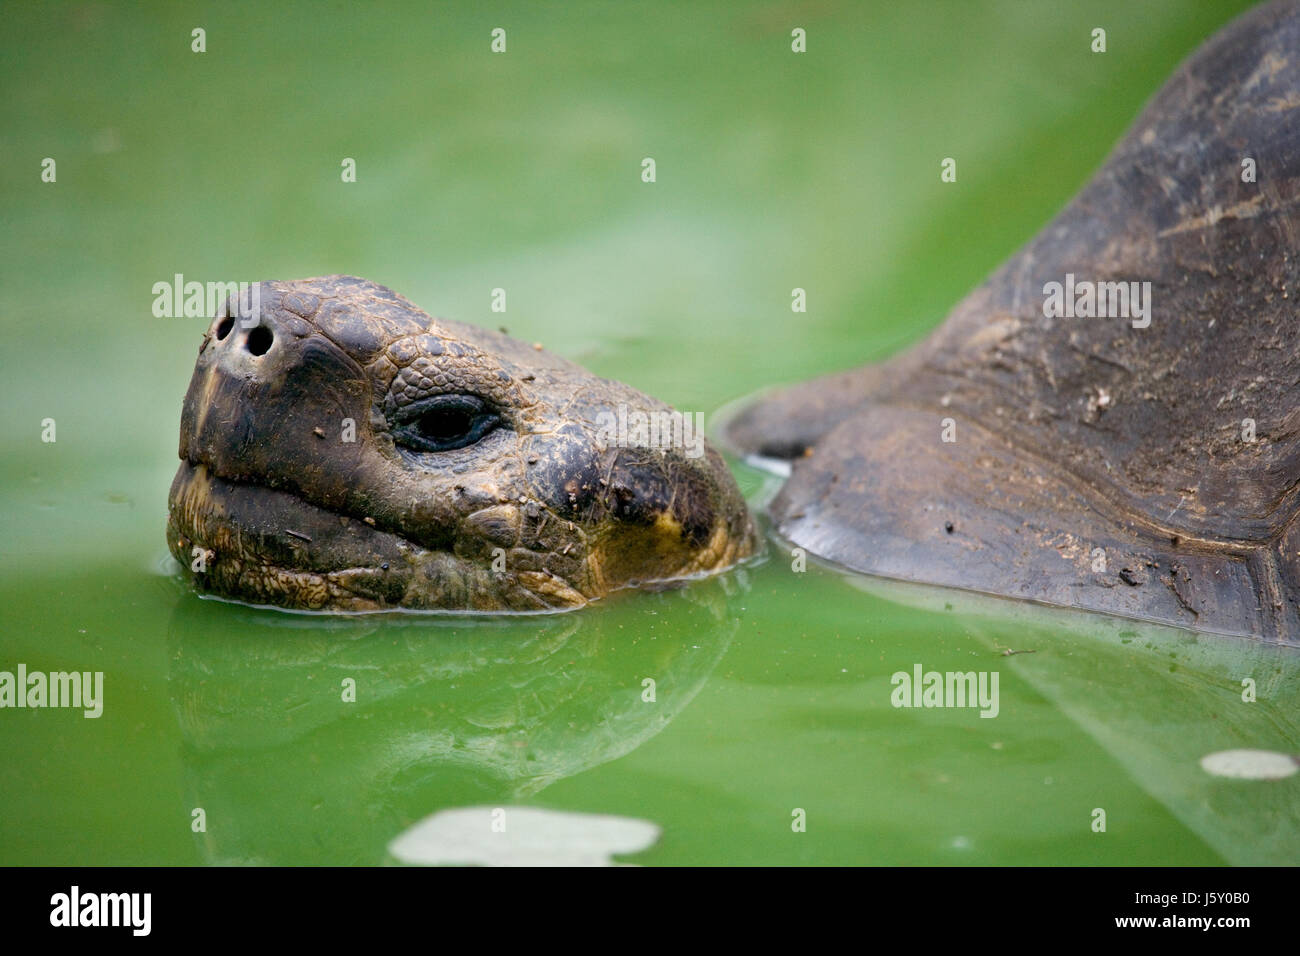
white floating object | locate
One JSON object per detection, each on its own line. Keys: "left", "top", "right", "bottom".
{"left": 388, "top": 806, "right": 661, "bottom": 867}
{"left": 1200, "top": 749, "right": 1299, "bottom": 780}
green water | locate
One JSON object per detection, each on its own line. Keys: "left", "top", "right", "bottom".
{"left": 2, "top": 0, "right": 1295, "bottom": 865}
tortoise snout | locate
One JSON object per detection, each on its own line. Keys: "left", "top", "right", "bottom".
{"left": 180, "top": 304, "right": 369, "bottom": 484}
{"left": 198, "top": 302, "right": 336, "bottom": 390}
{"left": 202, "top": 310, "right": 284, "bottom": 381}
{"left": 210, "top": 312, "right": 276, "bottom": 356}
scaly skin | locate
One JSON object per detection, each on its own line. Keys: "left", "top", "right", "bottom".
{"left": 724, "top": 1, "right": 1300, "bottom": 643}
{"left": 167, "top": 275, "right": 757, "bottom": 611}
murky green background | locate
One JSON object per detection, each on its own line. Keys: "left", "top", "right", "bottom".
{"left": 2, "top": 0, "right": 1295, "bottom": 865}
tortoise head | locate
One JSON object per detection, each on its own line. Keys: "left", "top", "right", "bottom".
{"left": 167, "top": 275, "right": 757, "bottom": 611}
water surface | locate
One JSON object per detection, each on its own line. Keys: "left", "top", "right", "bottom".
{"left": 2, "top": 0, "right": 1294, "bottom": 865}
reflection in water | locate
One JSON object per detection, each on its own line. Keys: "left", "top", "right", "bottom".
{"left": 388, "top": 806, "right": 660, "bottom": 866}
{"left": 842, "top": 572, "right": 1300, "bottom": 865}
{"left": 1200, "top": 749, "right": 1299, "bottom": 781}
{"left": 167, "top": 573, "right": 746, "bottom": 864}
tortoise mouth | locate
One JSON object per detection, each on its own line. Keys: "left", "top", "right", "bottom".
{"left": 167, "top": 462, "right": 424, "bottom": 611}
{"left": 167, "top": 462, "right": 595, "bottom": 612}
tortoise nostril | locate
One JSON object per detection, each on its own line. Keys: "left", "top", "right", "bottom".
{"left": 246, "top": 325, "right": 274, "bottom": 356}
{"left": 215, "top": 316, "right": 235, "bottom": 340}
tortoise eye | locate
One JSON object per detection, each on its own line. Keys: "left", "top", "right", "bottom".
{"left": 392, "top": 395, "right": 501, "bottom": 452}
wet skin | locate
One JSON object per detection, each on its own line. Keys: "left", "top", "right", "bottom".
{"left": 724, "top": 2, "right": 1300, "bottom": 643}
{"left": 168, "top": 275, "right": 757, "bottom": 612}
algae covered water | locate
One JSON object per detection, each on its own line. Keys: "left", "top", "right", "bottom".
{"left": 1, "top": 0, "right": 1294, "bottom": 865}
